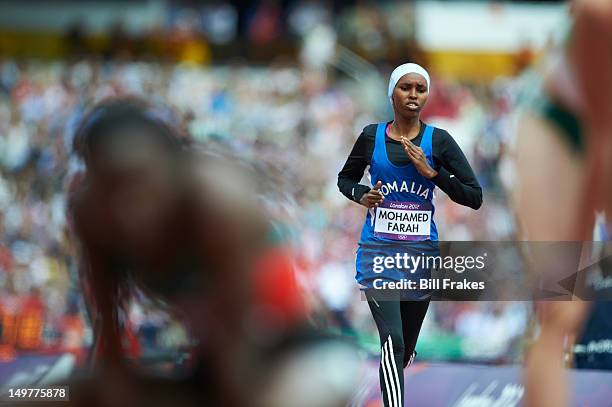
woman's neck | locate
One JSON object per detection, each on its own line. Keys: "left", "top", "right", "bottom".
{"left": 391, "top": 115, "right": 421, "bottom": 140}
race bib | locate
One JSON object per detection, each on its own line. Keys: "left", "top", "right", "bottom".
{"left": 373, "top": 201, "right": 432, "bottom": 240}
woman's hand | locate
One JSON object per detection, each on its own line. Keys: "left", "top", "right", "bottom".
{"left": 401, "top": 137, "right": 438, "bottom": 179}
{"left": 359, "top": 181, "right": 385, "bottom": 208}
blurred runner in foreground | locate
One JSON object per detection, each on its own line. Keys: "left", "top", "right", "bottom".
{"left": 513, "top": 0, "right": 612, "bottom": 405}
{"left": 58, "top": 99, "right": 358, "bottom": 407}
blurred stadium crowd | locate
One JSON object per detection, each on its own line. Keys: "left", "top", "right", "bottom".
{"left": 56, "top": 1, "right": 424, "bottom": 65}
{"left": 0, "top": 0, "right": 531, "bottom": 367}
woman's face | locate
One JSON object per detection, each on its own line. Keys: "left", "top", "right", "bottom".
{"left": 392, "top": 73, "right": 429, "bottom": 116}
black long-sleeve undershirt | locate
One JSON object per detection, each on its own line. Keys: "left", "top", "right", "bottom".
{"left": 337, "top": 122, "right": 482, "bottom": 210}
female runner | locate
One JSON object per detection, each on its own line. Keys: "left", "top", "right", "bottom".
{"left": 338, "top": 63, "right": 482, "bottom": 407}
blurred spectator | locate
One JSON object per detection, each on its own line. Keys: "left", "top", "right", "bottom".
{"left": 248, "top": 0, "right": 284, "bottom": 45}
{"left": 63, "top": 22, "right": 88, "bottom": 58}
{"left": 202, "top": 2, "right": 239, "bottom": 45}
{"left": 288, "top": 0, "right": 332, "bottom": 38}
{"left": 168, "top": 9, "right": 211, "bottom": 65}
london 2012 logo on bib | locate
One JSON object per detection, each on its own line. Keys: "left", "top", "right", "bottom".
{"left": 373, "top": 200, "right": 432, "bottom": 241}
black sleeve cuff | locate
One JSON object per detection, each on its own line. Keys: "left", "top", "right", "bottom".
{"left": 352, "top": 184, "right": 371, "bottom": 203}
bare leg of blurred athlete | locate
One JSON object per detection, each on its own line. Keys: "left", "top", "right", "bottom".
{"left": 515, "top": 112, "right": 590, "bottom": 407}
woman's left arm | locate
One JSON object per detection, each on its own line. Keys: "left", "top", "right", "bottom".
{"left": 430, "top": 130, "right": 483, "bottom": 210}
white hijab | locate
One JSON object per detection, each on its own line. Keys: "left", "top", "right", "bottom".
{"left": 388, "top": 63, "right": 431, "bottom": 104}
